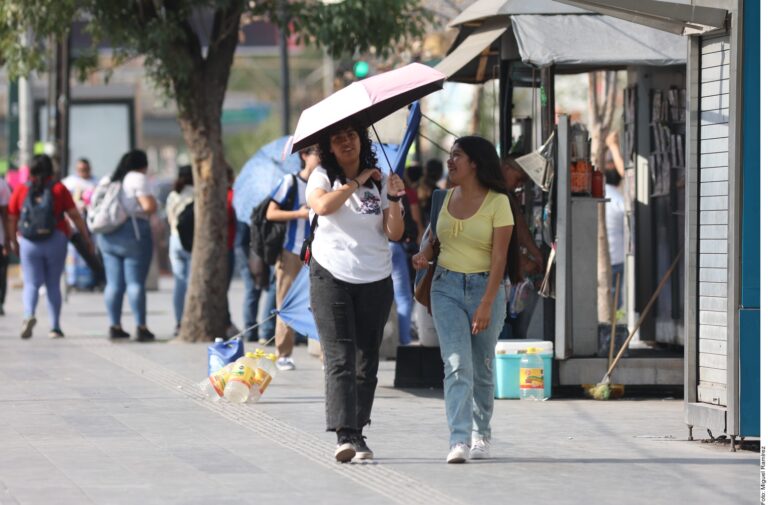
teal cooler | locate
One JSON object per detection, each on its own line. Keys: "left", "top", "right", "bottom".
{"left": 494, "top": 340, "right": 553, "bottom": 399}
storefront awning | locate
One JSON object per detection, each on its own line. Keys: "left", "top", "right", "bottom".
{"left": 448, "top": 0, "right": 585, "bottom": 28}
{"left": 510, "top": 14, "right": 687, "bottom": 68}
{"left": 437, "top": 12, "right": 687, "bottom": 83}
{"left": 435, "top": 18, "right": 509, "bottom": 84}
{"left": 553, "top": 0, "right": 727, "bottom": 35}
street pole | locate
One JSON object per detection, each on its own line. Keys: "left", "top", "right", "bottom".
{"left": 278, "top": 1, "right": 290, "bottom": 136}
{"left": 56, "top": 33, "right": 71, "bottom": 176}
{"left": 7, "top": 80, "right": 19, "bottom": 171}
{"left": 18, "top": 29, "right": 34, "bottom": 169}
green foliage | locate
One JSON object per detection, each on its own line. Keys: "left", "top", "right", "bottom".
{"left": 285, "top": 0, "right": 433, "bottom": 58}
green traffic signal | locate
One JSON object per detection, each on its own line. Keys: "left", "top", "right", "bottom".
{"left": 353, "top": 61, "right": 369, "bottom": 79}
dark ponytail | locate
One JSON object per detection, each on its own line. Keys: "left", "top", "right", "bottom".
{"left": 111, "top": 149, "right": 148, "bottom": 182}
{"left": 29, "top": 154, "right": 54, "bottom": 193}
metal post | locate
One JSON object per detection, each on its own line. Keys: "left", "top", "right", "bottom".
{"left": 7, "top": 80, "right": 19, "bottom": 170}
{"left": 278, "top": 1, "right": 290, "bottom": 136}
{"left": 56, "top": 33, "right": 71, "bottom": 176}
{"left": 18, "top": 29, "right": 34, "bottom": 168}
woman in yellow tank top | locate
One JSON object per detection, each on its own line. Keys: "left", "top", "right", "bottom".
{"left": 413, "top": 136, "right": 513, "bottom": 463}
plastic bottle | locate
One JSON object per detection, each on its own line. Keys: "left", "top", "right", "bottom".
{"left": 223, "top": 353, "right": 259, "bottom": 403}
{"left": 520, "top": 347, "right": 546, "bottom": 401}
{"left": 199, "top": 361, "right": 235, "bottom": 401}
{"left": 207, "top": 337, "right": 226, "bottom": 376}
{"left": 248, "top": 353, "right": 278, "bottom": 403}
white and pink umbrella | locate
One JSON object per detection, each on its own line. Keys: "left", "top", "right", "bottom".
{"left": 290, "top": 62, "right": 446, "bottom": 153}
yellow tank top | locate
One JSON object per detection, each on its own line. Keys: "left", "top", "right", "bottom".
{"left": 436, "top": 189, "right": 514, "bottom": 273}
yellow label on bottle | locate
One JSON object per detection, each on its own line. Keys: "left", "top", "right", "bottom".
{"left": 208, "top": 373, "right": 227, "bottom": 397}
{"left": 253, "top": 368, "right": 273, "bottom": 395}
{"left": 229, "top": 364, "right": 255, "bottom": 387}
{"left": 208, "top": 366, "right": 232, "bottom": 396}
{"left": 520, "top": 367, "right": 544, "bottom": 390}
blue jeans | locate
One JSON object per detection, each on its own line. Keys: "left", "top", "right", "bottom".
{"left": 97, "top": 219, "right": 153, "bottom": 327}
{"left": 169, "top": 234, "right": 191, "bottom": 326}
{"left": 389, "top": 242, "right": 413, "bottom": 345}
{"left": 258, "top": 268, "right": 276, "bottom": 340}
{"left": 235, "top": 221, "right": 261, "bottom": 340}
{"left": 19, "top": 230, "right": 68, "bottom": 329}
{"left": 431, "top": 266, "right": 505, "bottom": 446}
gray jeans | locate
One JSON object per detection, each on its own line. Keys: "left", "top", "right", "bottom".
{"left": 309, "top": 259, "right": 394, "bottom": 432}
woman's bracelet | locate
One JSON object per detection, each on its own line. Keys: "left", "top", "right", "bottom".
{"left": 350, "top": 179, "right": 360, "bottom": 189}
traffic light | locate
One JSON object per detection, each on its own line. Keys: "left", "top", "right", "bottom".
{"left": 352, "top": 60, "right": 369, "bottom": 79}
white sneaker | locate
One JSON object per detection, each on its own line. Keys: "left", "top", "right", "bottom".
{"left": 470, "top": 437, "right": 491, "bottom": 460}
{"left": 446, "top": 443, "right": 470, "bottom": 464}
{"left": 276, "top": 357, "right": 296, "bottom": 371}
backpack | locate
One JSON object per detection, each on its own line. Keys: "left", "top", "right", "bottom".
{"left": 87, "top": 180, "right": 129, "bottom": 234}
{"left": 176, "top": 201, "right": 195, "bottom": 252}
{"left": 19, "top": 181, "right": 57, "bottom": 241}
{"left": 250, "top": 174, "right": 298, "bottom": 266}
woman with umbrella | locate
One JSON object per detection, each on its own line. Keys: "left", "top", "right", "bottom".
{"left": 306, "top": 122, "right": 406, "bottom": 462}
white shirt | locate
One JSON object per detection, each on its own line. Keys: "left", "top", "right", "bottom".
{"left": 605, "top": 183, "right": 625, "bottom": 266}
{"left": 119, "top": 171, "right": 151, "bottom": 219}
{"left": 0, "top": 178, "right": 10, "bottom": 245}
{"left": 306, "top": 166, "right": 391, "bottom": 284}
{"left": 270, "top": 174, "right": 309, "bottom": 256}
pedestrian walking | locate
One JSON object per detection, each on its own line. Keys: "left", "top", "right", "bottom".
{"left": 306, "top": 122, "right": 405, "bottom": 462}
{"left": 96, "top": 149, "right": 158, "bottom": 341}
{"left": 0, "top": 175, "right": 10, "bottom": 316}
{"left": 265, "top": 145, "right": 320, "bottom": 371}
{"left": 8, "top": 154, "right": 94, "bottom": 338}
{"left": 165, "top": 164, "right": 194, "bottom": 334}
{"left": 63, "top": 157, "right": 101, "bottom": 290}
{"left": 412, "top": 136, "right": 514, "bottom": 463}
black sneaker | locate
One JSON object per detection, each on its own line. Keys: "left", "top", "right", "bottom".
{"left": 20, "top": 317, "right": 36, "bottom": 339}
{"left": 136, "top": 326, "right": 156, "bottom": 342}
{"left": 109, "top": 326, "right": 130, "bottom": 340}
{"left": 352, "top": 432, "right": 373, "bottom": 460}
{"left": 335, "top": 430, "right": 356, "bottom": 463}
{"left": 48, "top": 328, "right": 65, "bottom": 339}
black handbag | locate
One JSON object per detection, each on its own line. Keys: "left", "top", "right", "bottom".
{"left": 300, "top": 214, "right": 319, "bottom": 265}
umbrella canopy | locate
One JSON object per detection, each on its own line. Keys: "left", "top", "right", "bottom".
{"left": 290, "top": 63, "right": 445, "bottom": 153}
{"left": 273, "top": 266, "right": 319, "bottom": 341}
{"left": 233, "top": 136, "right": 301, "bottom": 223}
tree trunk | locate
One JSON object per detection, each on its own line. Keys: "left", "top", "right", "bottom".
{"left": 178, "top": 125, "right": 231, "bottom": 342}
{"left": 175, "top": 5, "right": 243, "bottom": 342}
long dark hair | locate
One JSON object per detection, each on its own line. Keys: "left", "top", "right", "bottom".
{"left": 318, "top": 123, "right": 381, "bottom": 192}
{"left": 173, "top": 164, "right": 193, "bottom": 193}
{"left": 111, "top": 149, "right": 148, "bottom": 182}
{"left": 453, "top": 136, "right": 507, "bottom": 194}
{"left": 455, "top": 136, "right": 520, "bottom": 281}
{"left": 29, "top": 154, "right": 54, "bottom": 193}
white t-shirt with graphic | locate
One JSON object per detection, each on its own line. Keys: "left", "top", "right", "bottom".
{"left": 305, "top": 166, "right": 391, "bottom": 284}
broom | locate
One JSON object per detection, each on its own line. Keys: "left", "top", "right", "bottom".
{"left": 588, "top": 250, "right": 682, "bottom": 400}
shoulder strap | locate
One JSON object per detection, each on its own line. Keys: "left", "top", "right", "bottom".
{"left": 429, "top": 189, "right": 448, "bottom": 233}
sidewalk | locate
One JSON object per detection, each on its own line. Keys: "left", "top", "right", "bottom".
{"left": 0, "top": 277, "right": 757, "bottom": 505}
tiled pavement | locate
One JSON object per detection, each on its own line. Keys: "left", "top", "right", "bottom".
{"left": 0, "top": 277, "right": 757, "bottom": 504}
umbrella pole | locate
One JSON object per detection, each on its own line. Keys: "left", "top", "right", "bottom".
{"left": 371, "top": 124, "right": 395, "bottom": 174}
